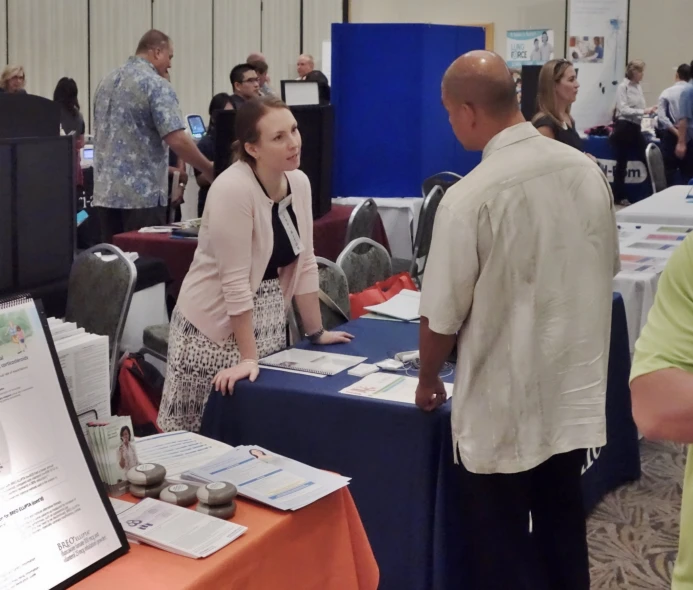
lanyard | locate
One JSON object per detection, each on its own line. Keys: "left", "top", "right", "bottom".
{"left": 277, "top": 196, "right": 304, "bottom": 256}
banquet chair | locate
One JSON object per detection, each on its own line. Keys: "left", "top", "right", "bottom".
{"left": 645, "top": 143, "right": 667, "bottom": 194}
{"left": 65, "top": 243, "right": 137, "bottom": 395}
{"left": 410, "top": 185, "right": 446, "bottom": 287}
{"left": 337, "top": 238, "right": 393, "bottom": 294}
{"left": 291, "top": 258, "right": 351, "bottom": 339}
{"left": 345, "top": 198, "right": 379, "bottom": 246}
{"left": 141, "top": 324, "right": 170, "bottom": 363}
{"left": 421, "top": 171, "right": 462, "bottom": 198}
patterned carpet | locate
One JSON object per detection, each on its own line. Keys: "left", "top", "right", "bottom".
{"left": 588, "top": 440, "right": 686, "bottom": 589}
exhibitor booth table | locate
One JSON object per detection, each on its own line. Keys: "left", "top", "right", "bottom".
{"left": 616, "top": 185, "right": 693, "bottom": 225}
{"left": 583, "top": 135, "right": 654, "bottom": 203}
{"left": 113, "top": 205, "right": 390, "bottom": 299}
{"left": 74, "top": 489, "right": 378, "bottom": 590}
{"left": 201, "top": 294, "right": 639, "bottom": 590}
{"left": 614, "top": 221, "right": 693, "bottom": 352}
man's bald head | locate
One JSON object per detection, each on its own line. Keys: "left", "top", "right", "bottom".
{"left": 442, "top": 50, "right": 518, "bottom": 117}
{"left": 297, "top": 54, "right": 315, "bottom": 77}
{"left": 247, "top": 52, "right": 266, "bottom": 64}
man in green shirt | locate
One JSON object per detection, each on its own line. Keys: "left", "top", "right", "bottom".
{"left": 631, "top": 233, "right": 693, "bottom": 588}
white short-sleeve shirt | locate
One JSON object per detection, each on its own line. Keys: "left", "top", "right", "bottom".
{"left": 420, "top": 122, "right": 619, "bottom": 475}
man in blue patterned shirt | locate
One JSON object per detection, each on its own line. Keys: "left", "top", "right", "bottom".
{"left": 93, "top": 29, "right": 214, "bottom": 242}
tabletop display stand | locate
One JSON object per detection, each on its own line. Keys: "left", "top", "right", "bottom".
{"left": 0, "top": 296, "right": 128, "bottom": 589}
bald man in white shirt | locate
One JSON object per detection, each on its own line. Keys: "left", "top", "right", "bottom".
{"left": 416, "top": 51, "right": 619, "bottom": 590}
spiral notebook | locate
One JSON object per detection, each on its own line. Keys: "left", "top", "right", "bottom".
{"left": 259, "top": 349, "right": 367, "bottom": 376}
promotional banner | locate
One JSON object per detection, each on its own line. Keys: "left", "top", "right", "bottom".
{"left": 567, "top": 0, "right": 630, "bottom": 130}
{"left": 506, "top": 29, "right": 555, "bottom": 68}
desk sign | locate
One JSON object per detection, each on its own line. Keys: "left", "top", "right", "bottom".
{"left": 0, "top": 296, "right": 128, "bottom": 589}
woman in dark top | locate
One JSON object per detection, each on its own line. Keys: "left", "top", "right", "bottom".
{"left": 53, "top": 77, "right": 85, "bottom": 139}
{"left": 532, "top": 59, "right": 584, "bottom": 151}
{"left": 194, "top": 93, "right": 235, "bottom": 217}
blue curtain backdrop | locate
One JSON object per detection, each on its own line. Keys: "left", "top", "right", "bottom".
{"left": 331, "top": 23, "right": 486, "bottom": 198}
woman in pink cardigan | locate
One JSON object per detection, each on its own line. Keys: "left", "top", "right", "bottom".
{"left": 158, "top": 96, "right": 352, "bottom": 432}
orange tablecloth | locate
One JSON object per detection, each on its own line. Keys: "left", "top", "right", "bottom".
{"left": 73, "top": 487, "right": 378, "bottom": 590}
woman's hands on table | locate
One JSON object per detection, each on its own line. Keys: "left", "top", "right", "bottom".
{"left": 213, "top": 360, "right": 259, "bottom": 395}
{"left": 315, "top": 331, "right": 354, "bottom": 345}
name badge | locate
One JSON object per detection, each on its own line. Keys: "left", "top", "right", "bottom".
{"left": 278, "top": 196, "right": 304, "bottom": 256}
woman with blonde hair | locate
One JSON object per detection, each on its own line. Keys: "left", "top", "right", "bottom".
{"left": 0, "top": 65, "right": 26, "bottom": 94}
{"left": 532, "top": 59, "right": 583, "bottom": 151}
{"left": 611, "top": 59, "right": 656, "bottom": 204}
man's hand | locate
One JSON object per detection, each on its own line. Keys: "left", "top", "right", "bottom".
{"left": 415, "top": 377, "right": 447, "bottom": 412}
{"left": 676, "top": 142, "right": 688, "bottom": 160}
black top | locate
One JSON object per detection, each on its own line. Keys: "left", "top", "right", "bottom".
{"left": 255, "top": 175, "right": 300, "bottom": 281}
{"left": 194, "top": 132, "right": 215, "bottom": 216}
{"left": 59, "top": 106, "right": 85, "bottom": 136}
{"left": 230, "top": 94, "right": 247, "bottom": 110}
{"left": 533, "top": 115, "right": 583, "bottom": 151}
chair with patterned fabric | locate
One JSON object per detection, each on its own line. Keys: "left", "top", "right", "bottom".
{"left": 337, "top": 238, "right": 393, "bottom": 294}
{"left": 65, "top": 244, "right": 137, "bottom": 395}
{"left": 645, "top": 143, "right": 667, "bottom": 194}
{"left": 345, "top": 198, "right": 379, "bottom": 246}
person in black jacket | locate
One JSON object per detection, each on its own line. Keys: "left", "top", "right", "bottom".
{"left": 194, "top": 93, "right": 235, "bottom": 217}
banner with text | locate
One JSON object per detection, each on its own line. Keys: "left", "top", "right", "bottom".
{"left": 506, "top": 29, "right": 555, "bottom": 68}
{"left": 567, "top": 0, "right": 630, "bottom": 130}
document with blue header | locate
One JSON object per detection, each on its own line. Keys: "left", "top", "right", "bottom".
{"left": 182, "top": 446, "right": 349, "bottom": 511}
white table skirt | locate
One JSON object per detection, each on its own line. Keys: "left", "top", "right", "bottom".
{"left": 333, "top": 197, "right": 423, "bottom": 261}
{"left": 613, "top": 221, "right": 693, "bottom": 353}
{"left": 616, "top": 185, "right": 693, "bottom": 225}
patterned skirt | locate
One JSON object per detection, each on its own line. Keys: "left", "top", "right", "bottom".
{"left": 158, "top": 279, "right": 286, "bottom": 433}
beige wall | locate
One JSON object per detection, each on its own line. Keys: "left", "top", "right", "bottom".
{"left": 629, "top": 0, "right": 691, "bottom": 106}
{"left": 350, "top": 0, "right": 688, "bottom": 105}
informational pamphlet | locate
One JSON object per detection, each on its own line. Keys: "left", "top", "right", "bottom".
{"left": 184, "top": 446, "right": 350, "bottom": 511}
{"left": 0, "top": 297, "right": 128, "bottom": 590}
{"left": 135, "top": 431, "right": 235, "bottom": 484}
{"left": 340, "top": 373, "right": 453, "bottom": 404}
{"left": 117, "top": 498, "right": 246, "bottom": 558}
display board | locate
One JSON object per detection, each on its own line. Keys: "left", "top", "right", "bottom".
{"left": 0, "top": 297, "right": 128, "bottom": 589}
{"left": 567, "top": 0, "right": 630, "bottom": 129}
{"left": 506, "top": 29, "right": 555, "bottom": 68}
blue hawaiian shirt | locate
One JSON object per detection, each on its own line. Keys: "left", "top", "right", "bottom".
{"left": 93, "top": 57, "right": 185, "bottom": 209}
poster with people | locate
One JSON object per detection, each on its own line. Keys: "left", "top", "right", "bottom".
{"left": 506, "top": 29, "right": 556, "bottom": 68}
{"left": 567, "top": 0, "right": 629, "bottom": 129}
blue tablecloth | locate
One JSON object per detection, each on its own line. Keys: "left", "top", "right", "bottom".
{"left": 201, "top": 293, "right": 639, "bottom": 590}
{"left": 583, "top": 135, "right": 654, "bottom": 203}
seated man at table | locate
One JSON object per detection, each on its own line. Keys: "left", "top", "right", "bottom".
{"left": 229, "top": 63, "right": 260, "bottom": 111}
{"left": 415, "top": 51, "right": 619, "bottom": 590}
{"left": 630, "top": 234, "right": 693, "bottom": 589}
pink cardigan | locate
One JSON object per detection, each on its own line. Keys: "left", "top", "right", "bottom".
{"left": 177, "top": 161, "right": 319, "bottom": 344}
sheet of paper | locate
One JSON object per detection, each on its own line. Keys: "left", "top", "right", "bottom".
{"left": 185, "top": 447, "right": 349, "bottom": 511}
{"left": 110, "top": 497, "right": 135, "bottom": 516}
{"left": 135, "top": 431, "right": 234, "bottom": 483}
{"left": 361, "top": 313, "right": 421, "bottom": 324}
{"left": 363, "top": 289, "right": 421, "bottom": 321}
{"left": 340, "top": 373, "right": 453, "bottom": 404}
{"left": 117, "top": 498, "right": 246, "bottom": 559}
{"left": 55, "top": 334, "right": 111, "bottom": 429}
